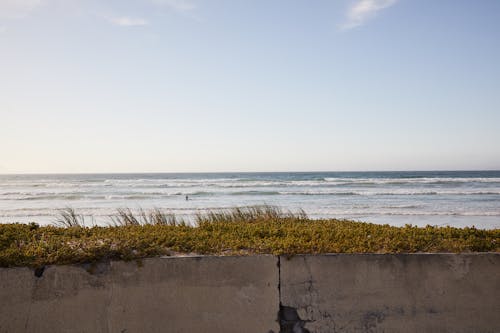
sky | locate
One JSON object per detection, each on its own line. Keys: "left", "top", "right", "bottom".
{"left": 1, "top": 0, "right": 499, "bottom": 173}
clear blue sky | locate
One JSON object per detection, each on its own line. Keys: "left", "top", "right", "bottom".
{"left": 1, "top": 0, "right": 499, "bottom": 173}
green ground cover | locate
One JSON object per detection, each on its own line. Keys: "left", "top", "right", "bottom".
{"left": 0, "top": 207, "right": 498, "bottom": 267}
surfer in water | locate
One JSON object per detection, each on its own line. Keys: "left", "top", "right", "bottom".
{"left": 185, "top": 195, "right": 189, "bottom": 201}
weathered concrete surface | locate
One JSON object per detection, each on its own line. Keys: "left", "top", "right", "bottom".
{"left": 0, "top": 256, "right": 279, "bottom": 333}
{"left": 2, "top": 254, "right": 499, "bottom": 333}
{"left": 280, "top": 254, "right": 500, "bottom": 333}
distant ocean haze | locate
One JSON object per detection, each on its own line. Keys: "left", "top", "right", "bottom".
{"left": 0, "top": 171, "right": 499, "bottom": 229}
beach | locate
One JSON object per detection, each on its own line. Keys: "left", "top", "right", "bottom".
{"left": 1, "top": 171, "right": 499, "bottom": 228}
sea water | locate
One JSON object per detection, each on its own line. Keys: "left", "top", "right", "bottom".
{"left": 0, "top": 171, "right": 499, "bottom": 229}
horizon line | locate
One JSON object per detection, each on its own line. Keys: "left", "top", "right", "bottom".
{"left": 1, "top": 169, "right": 500, "bottom": 176}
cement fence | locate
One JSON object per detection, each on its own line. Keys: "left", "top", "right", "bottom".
{"left": 1, "top": 254, "right": 498, "bottom": 333}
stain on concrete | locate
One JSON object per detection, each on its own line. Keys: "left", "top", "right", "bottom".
{"left": 34, "top": 266, "right": 45, "bottom": 278}
{"left": 278, "top": 305, "right": 311, "bottom": 333}
{"left": 81, "top": 261, "right": 111, "bottom": 275}
{"left": 362, "top": 311, "right": 385, "bottom": 332}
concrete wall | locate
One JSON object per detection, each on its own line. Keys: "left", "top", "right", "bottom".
{"left": 279, "top": 254, "right": 500, "bottom": 333}
{"left": 0, "top": 256, "right": 279, "bottom": 333}
{"left": 0, "top": 254, "right": 499, "bottom": 333}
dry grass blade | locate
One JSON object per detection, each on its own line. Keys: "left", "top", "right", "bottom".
{"left": 149, "top": 207, "right": 182, "bottom": 226}
{"left": 111, "top": 208, "right": 141, "bottom": 226}
{"left": 55, "top": 207, "right": 85, "bottom": 228}
{"left": 109, "top": 207, "right": 184, "bottom": 226}
{"left": 196, "top": 205, "right": 307, "bottom": 225}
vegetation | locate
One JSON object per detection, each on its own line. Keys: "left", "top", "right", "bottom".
{"left": 0, "top": 206, "right": 498, "bottom": 267}
{"left": 110, "top": 208, "right": 181, "bottom": 226}
{"left": 55, "top": 207, "right": 87, "bottom": 228}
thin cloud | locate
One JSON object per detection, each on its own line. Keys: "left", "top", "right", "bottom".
{"left": 0, "top": 0, "right": 43, "bottom": 19}
{"left": 150, "top": 0, "right": 197, "bottom": 12}
{"left": 340, "top": 0, "right": 397, "bottom": 30}
{"left": 108, "top": 16, "right": 149, "bottom": 27}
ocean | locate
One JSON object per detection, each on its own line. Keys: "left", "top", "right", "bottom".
{"left": 0, "top": 171, "right": 499, "bottom": 229}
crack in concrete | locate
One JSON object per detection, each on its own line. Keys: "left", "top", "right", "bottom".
{"left": 24, "top": 267, "right": 44, "bottom": 332}
{"left": 278, "top": 256, "right": 281, "bottom": 312}
{"left": 274, "top": 256, "right": 311, "bottom": 333}
{"left": 105, "top": 272, "right": 114, "bottom": 333}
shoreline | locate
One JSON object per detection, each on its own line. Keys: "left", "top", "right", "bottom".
{"left": 2, "top": 212, "right": 499, "bottom": 230}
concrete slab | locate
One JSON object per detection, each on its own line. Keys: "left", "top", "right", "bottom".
{"left": 279, "top": 253, "right": 500, "bottom": 333}
{"left": 0, "top": 256, "right": 279, "bottom": 333}
{"left": 0, "top": 267, "right": 35, "bottom": 332}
